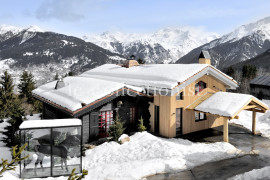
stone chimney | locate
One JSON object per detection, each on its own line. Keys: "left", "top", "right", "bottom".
{"left": 198, "top": 50, "right": 211, "bottom": 65}
{"left": 122, "top": 55, "right": 139, "bottom": 68}
{"left": 55, "top": 78, "right": 65, "bottom": 89}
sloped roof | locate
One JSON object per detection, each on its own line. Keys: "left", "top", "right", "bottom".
{"left": 194, "top": 92, "right": 269, "bottom": 118}
{"left": 33, "top": 76, "right": 144, "bottom": 112}
{"left": 250, "top": 75, "right": 270, "bottom": 86}
{"left": 199, "top": 50, "right": 211, "bottom": 59}
{"left": 81, "top": 64, "right": 237, "bottom": 90}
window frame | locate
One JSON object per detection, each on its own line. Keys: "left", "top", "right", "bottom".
{"left": 195, "top": 81, "right": 207, "bottom": 94}
{"left": 195, "top": 111, "right": 207, "bottom": 122}
{"left": 176, "top": 92, "right": 184, "bottom": 100}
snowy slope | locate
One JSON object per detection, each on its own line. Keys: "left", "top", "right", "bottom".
{"left": 177, "top": 16, "right": 270, "bottom": 69}
{"left": 84, "top": 27, "right": 219, "bottom": 64}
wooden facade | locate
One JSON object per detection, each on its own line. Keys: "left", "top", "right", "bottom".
{"left": 149, "top": 74, "right": 228, "bottom": 138}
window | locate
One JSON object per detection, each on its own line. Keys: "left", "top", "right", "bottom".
{"left": 195, "top": 81, "right": 207, "bottom": 94}
{"left": 99, "top": 111, "right": 113, "bottom": 137}
{"left": 176, "top": 92, "right": 184, "bottom": 100}
{"left": 130, "top": 107, "right": 138, "bottom": 123}
{"left": 195, "top": 111, "right": 206, "bottom": 122}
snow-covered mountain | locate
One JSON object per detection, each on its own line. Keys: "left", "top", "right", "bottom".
{"left": 83, "top": 27, "right": 219, "bottom": 63}
{"left": 177, "top": 17, "right": 270, "bottom": 69}
{"left": 0, "top": 25, "right": 125, "bottom": 86}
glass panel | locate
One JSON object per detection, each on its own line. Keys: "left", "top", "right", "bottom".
{"left": 21, "top": 128, "right": 51, "bottom": 178}
{"left": 52, "top": 127, "right": 81, "bottom": 176}
{"left": 176, "top": 109, "right": 181, "bottom": 129}
{"left": 195, "top": 83, "right": 199, "bottom": 94}
{"left": 200, "top": 113, "right": 205, "bottom": 120}
{"left": 195, "top": 112, "right": 200, "bottom": 121}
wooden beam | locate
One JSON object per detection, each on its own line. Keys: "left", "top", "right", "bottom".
{"left": 223, "top": 118, "right": 229, "bottom": 142}
{"left": 252, "top": 109, "right": 256, "bottom": 135}
{"left": 243, "top": 105, "right": 257, "bottom": 110}
{"left": 234, "top": 116, "right": 239, "bottom": 119}
{"left": 245, "top": 109, "right": 265, "bottom": 113}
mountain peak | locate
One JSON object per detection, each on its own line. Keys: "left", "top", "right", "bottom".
{"left": 25, "top": 25, "right": 45, "bottom": 33}
{"left": 0, "top": 24, "right": 22, "bottom": 34}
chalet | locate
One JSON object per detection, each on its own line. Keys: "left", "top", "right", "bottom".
{"left": 33, "top": 51, "right": 269, "bottom": 143}
{"left": 250, "top": 75, "right": 270, "bottom": 100}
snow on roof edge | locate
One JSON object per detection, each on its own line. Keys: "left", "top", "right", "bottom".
{"left": 19, "top": 119, "right": 82, "bottom": 129}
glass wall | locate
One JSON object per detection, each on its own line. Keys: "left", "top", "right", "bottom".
{"left": 20, "top": 126, "right": 82, "bottom": 178}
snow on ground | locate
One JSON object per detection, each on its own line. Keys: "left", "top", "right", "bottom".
{"left": 229, "top": 166, "right": 270, "bottom": 180}
{"left": 231, "top": 100, "right": 270, "bottom": 138}
{"left": 0, "top": 119, "right": 12, "bottom": 162}
{"left": 1, "top": 132, "right": 241, "bottom": 180}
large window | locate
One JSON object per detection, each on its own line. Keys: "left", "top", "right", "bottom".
{"left": 195, "top": 81, "right": 207, "bottom": 94}
{"left": 176, "top": 92, "right": 184, "bottom": 100}
{"left": 99, "top": 111, "right": 113, "bottom": 137}
{"left": 195, "top": 111, "right": 207, "bottom": 122}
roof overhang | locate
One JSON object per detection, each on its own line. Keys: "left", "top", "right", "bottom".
{"left": 152, "top": 66, "right": 238, "bottom": 96}
{"left": 188, "top": 92, "right": 269, "bottom": 119}
{"left": 33, "top": 87, "right": 150, "bottom": 118}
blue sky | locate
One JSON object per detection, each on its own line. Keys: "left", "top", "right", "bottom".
{"left": 1, "top": 0, "right": 270, "bottom": 36}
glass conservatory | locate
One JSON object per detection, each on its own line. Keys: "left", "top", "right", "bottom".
{"left": 19, "top": 119, "right": 82, "bottom": 179}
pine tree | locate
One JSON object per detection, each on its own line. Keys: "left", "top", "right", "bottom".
{"left": 137, "top": 116, "right": 146, "bottom": 132}
{"left": 137, "top": 58, "right": 145, "bottom": 64}
{"left": 54, "top": 73, "right": 59, "bottom": 80}
{"left": 2, "top": 98, "right": 25, "bottom": 147}
{"left": 242, "top": 64, "right": 257, "bottom": 79}
{"left": 108, "top": 115, "right": 125, "bottom": 142}
{"left": 0, "top": 70, "right": 15, "bottom": 118}
{"left": 226, "top": 66, "right": 235, "bottom": 79}
{"left": 18, "top": 71, "right": 36, "bottom": 104}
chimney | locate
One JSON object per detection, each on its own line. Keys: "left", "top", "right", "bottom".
{"left": 198, "top": 50, "right": 211, "bottom": 65}
{"left": 55, "top": 78, "right": 65, "bottom": 89}
{"left": 122, "top": 55, "right": 139, "bottom": 68}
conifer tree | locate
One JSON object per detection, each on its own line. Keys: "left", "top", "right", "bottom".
{"left": 0, "top": 70, "right": 15, "bottom": 118}
{"left": 18, "top": 71, "right": 35, "bottom": 104}
{"left": 137, "top": 116, "right": 146, "bottom": 132}
{"left": 108, "top": 115, "right": 125, "bottom": 142}
{"left": 2, "top": 98, "right": 25, "bottom": 147}
{"left": 54, "top": 73, "right": 59, "bottom": 80}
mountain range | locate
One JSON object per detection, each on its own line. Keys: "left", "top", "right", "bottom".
{"left": 176, "top": 17, "right": 270, "bottom": 70}
{"left": 0, "top": 25, "right": 124, "bottom": 86}
{"left": 1, "top": 16, "right": 270, "bottom": 86}
{"left": 83, "top": 27, "right": 219, "bottom": 64}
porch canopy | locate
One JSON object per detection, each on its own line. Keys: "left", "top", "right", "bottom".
{"left": 192, "top": 92, "right": 269, "bottom": 142}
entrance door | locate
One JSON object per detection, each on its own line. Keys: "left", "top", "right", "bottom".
{"left": 90, "top": 112, "right": 99, "bottom": 138}
{"left": 176, "top": 108, "right": 183, "bottom": 135}
{"left": 154, "top": 106, "right": 160, "bottom": 133}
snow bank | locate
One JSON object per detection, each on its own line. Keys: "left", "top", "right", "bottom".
{"left": 83, "top": 132, "right": 240, "bottom": 180}
{"left": 231, "top": 100, "right": 270, "bottom": 138}
{"left": 229, "top": 166, "right": 270, "bottom": 180}
{"left": 195, "top": 92, "right": 268, "bottom": 117}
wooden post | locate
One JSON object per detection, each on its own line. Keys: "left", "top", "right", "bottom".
{"left": 223, "top": 118, "right": 229, "bottom": 142}
{"left": 252, "top": 109, "right": 256, "bottom": 135}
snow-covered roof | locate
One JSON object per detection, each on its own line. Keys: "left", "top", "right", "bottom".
{"left": 33, "top": 76, "right": 143, "bottom": 112}
{"left": 81, "top": 64, "right": 237, "bottom": 90}
{"left": 195, "top": 92, "right": 269, "bottom": 117}
{"left": 19, "top": 119, "right": 82, "bottom": 129}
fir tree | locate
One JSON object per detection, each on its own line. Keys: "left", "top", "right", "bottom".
{"left": 108, "top": 115, "right": 125, "bottom": 142}
{"left": 54, "top": 73, "right": 59, "bottom": 80}
{"left": 137, "top": 58, "right": 145, "bottom": 64}
{"left": 226, "top": 66, "right": 235, "bottom": 79}
{"left": 18, "top": 71, "right": 36, "bottom": 104}
{"left": 0, "top": 70, "right": 15, "bottom": 118}
{"left": 3, "top": 98, "right": 25, "bottom": 147}
{"left": 137, "top": 116, "right": 146, "bottom": 132}
{"left": 242, "top": 64, "right": 257, "bottom": 79}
